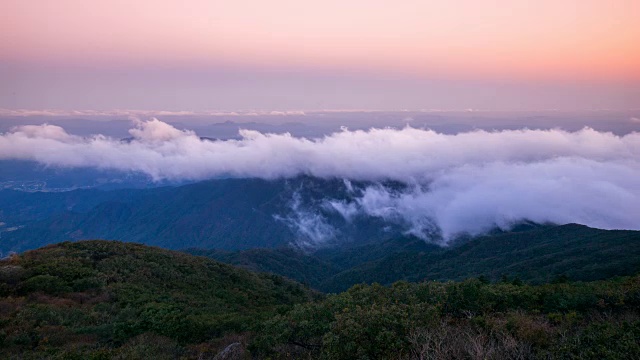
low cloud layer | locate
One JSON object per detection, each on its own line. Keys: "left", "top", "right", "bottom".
{"left": 324, "top": 159, "right": 639, "bottom": 242}
{"left": 275, "top": 193, "right": 338, "bottom": 249}
{"left": 0, "top": 108, "right": 307, "bottom": 117}
{"left": 1, "top": 118, "right": 639, "bottom": 240}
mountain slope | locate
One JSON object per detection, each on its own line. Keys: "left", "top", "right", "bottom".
{"left": 0, "top": 177, "right": 401, "bottom": 253}
{"left": 320, "top": 224, "right": 640, "bottom": 291}
{"left": 190, "top": 224, "right": 640, "bottom": 292}
{"left": 188, "top": 247, "right": 339, "bottom": 287}
{"left": 0, "top": 179, "right": 295, "bottom": 252}
{"left": 185, "top": 236, "right": 440, "bottom": 289}
{"left": 0, "top": 240, "right": 315, "bottom": 358}
{"left": 2, "top": 240, "right": 639, "bottom": 359}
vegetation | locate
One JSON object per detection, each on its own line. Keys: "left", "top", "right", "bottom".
{"left": 0, "top": 178, "right": 297, "bottom": 252}
{"left": 191, "top": 224, "right": 640, "bottom": 292}
{"left": 188, "top": 247, "right": 338, "bottom": 288}
{"left": 2, "top": 240, "right": 640, "bottom": 359}
{"left": 0, "top": 176, "right": 407, "bottom": 253}
{"left": 0, "top": 240, "right": 315, "bottom": 359}
{"left": 253, "top": 277, "right": 640, "bottom": 359}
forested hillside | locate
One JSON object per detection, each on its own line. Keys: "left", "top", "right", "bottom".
{"left": 253, "top": 276, "right": 640, "bottom": 359}
{"left": 0, "top": 179, "right": 296, "bottom": 252}
{"left": 0, "top": 241, "right": 315, "bottom": 359}
{"left": 1, "top": 240, "right": 639, "bottom": 359}
{"left": 0, "top": 177, "right": 396, "bottom": 253}
{"left": 190, "top": 224, "right": 640, "bottom": 292}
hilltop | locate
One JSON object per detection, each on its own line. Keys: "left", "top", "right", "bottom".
{"left": 0, "top": 240, "right": 315, "bottom": 358}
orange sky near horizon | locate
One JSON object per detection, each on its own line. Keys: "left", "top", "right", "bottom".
{"left": 2, "top": 0, "right": 639, "bottom": 83}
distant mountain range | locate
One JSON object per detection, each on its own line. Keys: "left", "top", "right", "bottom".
{"left": 0, "top": 176, "right": 400, "bottom": 253}
{"left": 0, "top": 160, "right": 162, "bottom": 191}
{"left": 2, "top": 176, "right": 639, "bottom": 278}
{"left": 2, "top": 175, "right": 639, "bottom": 296}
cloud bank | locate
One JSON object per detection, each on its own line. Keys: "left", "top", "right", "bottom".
{"left": 323, "top": 159, "right": 639, "bottom": 242}
{"left": 1, "top": 118, "right": 639, "bottom": 241}
{"left": 0, "top": 108, "right": 307, "bottom": 117}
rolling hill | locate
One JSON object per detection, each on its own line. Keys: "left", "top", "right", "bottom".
{"left": 2, "top": 240, "right": 639, "bottom": 359}
{"left": 0, "top": 240, "right": 315, "bottom": 358}
{"left": 191, "top": 224, "right": 640, "bottom": 292}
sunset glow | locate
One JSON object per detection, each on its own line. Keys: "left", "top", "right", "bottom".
{"left": 1, "top": 0, "right": 639, "bottom": 110}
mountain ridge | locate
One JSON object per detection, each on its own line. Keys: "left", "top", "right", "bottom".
{"left": 188, "top": 223, "right": 640, "bottom": 292}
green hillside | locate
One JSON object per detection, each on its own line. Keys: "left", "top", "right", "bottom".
{"left": 1, "top": 240, "right": 639, "bottom": 359}
{"left": 187, "top": 247, "right": 339, "bottom": 288}
{"left": 0, "top": 179, "right": 298, "bottom": 252}
{"left": 253, "top": 276, "right": 640, "bottom": 359}
{"left": 321, "top": 224, "right": 640, "bottom": 292}
{"left": 0, "top": 240, "right": 315, "bottom": 359}
{"left": 0, "top": 176, "right": 399, "bottom": 253}
{"left": 192, "top": 224, "right": 640, "bottom": 293}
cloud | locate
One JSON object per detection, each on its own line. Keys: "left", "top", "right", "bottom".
{"left": 11, "top": 124, "right": 78, "bottom": 141}
{"left": 274, "top": 193, "right": 337, "bottom": 248}
{"left": 128, "top": 118, "right": 194, "bottom": 142}
{"left": 0, "top": 108, "right": 308, "bottom": 117}
{"left": 268, "top": 110, "right": 306, "bottom": 116}
{"left": 324, "top": 200, "right": 360, "bottom": 222}
{"left": 1, "top": 118, "right": 639, "bottom": 239}
{"left": 324, "top": 159, "right": 640, "bottom": 242}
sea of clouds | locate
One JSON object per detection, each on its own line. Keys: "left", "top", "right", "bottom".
{"left": 1, "top": 118, "right": 639, "bottom": 242}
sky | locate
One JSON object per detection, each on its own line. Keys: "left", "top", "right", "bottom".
{"left": 1, "top": 0, "right": 639, "bottom": 111}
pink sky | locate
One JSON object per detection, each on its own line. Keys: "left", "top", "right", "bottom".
{"left": 1, "top": 0, "right": 639, "bottom": 110}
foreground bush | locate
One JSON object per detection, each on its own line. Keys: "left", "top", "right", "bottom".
{"left": 253, "top": 278, "right": 640, "bottom": 359}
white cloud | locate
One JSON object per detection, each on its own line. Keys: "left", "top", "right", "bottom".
{"left": 268, "top": 110, "right": 306, "bottom": 116}
{"left": 274, "top": 193, "right": 337, "bottom": 248}
{"left": 1, "top": 118, "right": 639, "bottom": 238}
{"left": 331, "top": 158, "right": 640, "bottom": 242}
{"left": 0, "top": 108, "right": 308, "bottom": 117}
{"left": 128, "top": 118, "right": 195, "bottom": 142}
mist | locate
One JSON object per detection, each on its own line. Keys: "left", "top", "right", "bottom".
{"left": 323, "top": 159, "right": 639, "bottom": 242}
{"left": 1, "top": 118, "right": 639, "bottom": 240}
